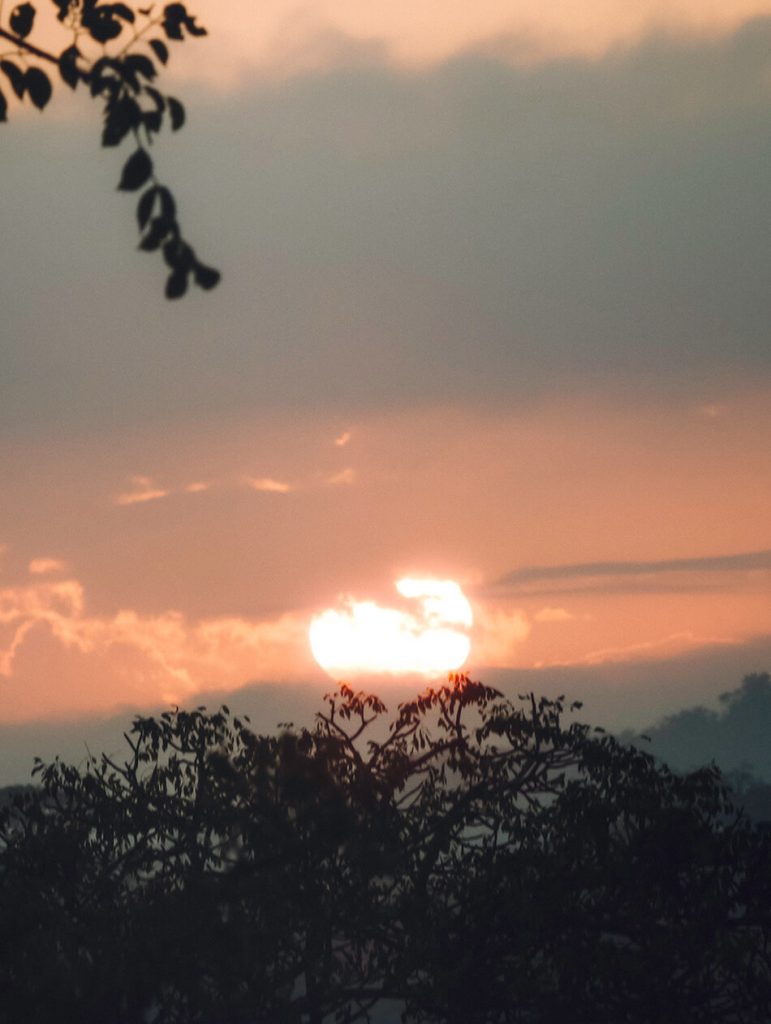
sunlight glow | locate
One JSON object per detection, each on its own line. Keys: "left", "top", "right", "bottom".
{"left": 309, "top": 578, "right": 472, "bottom": 678}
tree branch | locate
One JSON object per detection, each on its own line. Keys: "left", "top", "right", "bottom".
{"left": 0, "top": 27, "right": 61, "bottom": 68}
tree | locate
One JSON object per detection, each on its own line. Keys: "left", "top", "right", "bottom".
{"left": 0, "top": 1, "right": 219, "bottom": 298}
{"left": 1, "top": 675, "right": 770, "bottom": 1023}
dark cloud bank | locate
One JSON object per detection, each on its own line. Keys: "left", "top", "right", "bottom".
{"left": 3, "top": 18, "right": 771, "bottom": 434}
{"left": 493, "top": 549, "right": 771, "bottom": 594}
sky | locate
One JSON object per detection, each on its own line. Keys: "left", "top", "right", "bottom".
{"left": 1, "top": 0, "right": 771, "bottom": 781}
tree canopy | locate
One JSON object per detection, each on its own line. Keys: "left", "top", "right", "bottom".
{"left": 1, "top": 675, "right": 770, "bottom": 1023}
{"left": 0, "top": 1, "right": 219, "bottom": 298}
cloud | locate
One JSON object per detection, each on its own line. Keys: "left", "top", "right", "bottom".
{"left": 6, "top": 19, "right": 771, "bottom": 434}
{"left": 493, "top": 549, "right": 771, "bottom": 596}
{"left": 327, "top": 467, "right": 355, "bottom": 486}
{"left": 334, "top": 431, "right": 352, "bottom": 447}
{"left": 470, "top": 604, "right": 531, "bottom": 667}
{"left": 115, "top": 476, "right": 170, "bottom": 507}
{"left": 697, "top": 402, "right": 729, "bottom": 420}
{"left": 0, "top": 574, "right": 316, "bottom": 720}
{"left": 566, "top": 631, "right": 736, "bottom": 668}
{"left": 185, "top": 481, "right": 210, "bottom": 494}
{"left": 170, "top": 1, "right": 771, "bottom": 86}
{"left": 246, "top": 476, "right": 294, "bottom": 494}
{"left": 534, "top": 607, "right": 574, "bottom": 623}
{"left": 28, "top": 558, "right": 65, "bottom": 575}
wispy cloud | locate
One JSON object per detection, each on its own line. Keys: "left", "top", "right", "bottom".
{"left": 327, "top": 467, "right": 355, "bottom": 486}
{"left": 246, "top": 476, "right": 294, "bottom": 494}
{"left": 334, "top": 431, "right": 352, "bottom": 447}
{"left": 115, "top": 476, "right": 170, "bottom": 507}
{"left": 534, "top": 607, "right": 574, "bottom": 623}
{"left": 28, "top": 558, "right": 65, "bottom": 576}
{"left": 184, "top": 481, "right": 210, "bottom": 494}
{"left": 493, "top": 550, "right": 771, "bottom": 596}
{"left": 559, "top": 632, "right": 737, "bottom": 668}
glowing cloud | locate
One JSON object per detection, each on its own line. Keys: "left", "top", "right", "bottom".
{"left": 534, "top": 607, "right": 574, "bottom": 623}
{"left": 327, "top": 467, "right": 355, "bottom": 486}
{"left": 115, "top": 476, "right": 169, "bottom": 507}
{"left": 28, "top": 558, "right": 66, "bottom": 576}
{"left": 309, "top": 578, "right": 472, "bottom": 678}
{"left": 247, "top": 477, "right": 293, "bottom": 494}
{"left": 0, "top": 574, "right": 314, "bottom": 719}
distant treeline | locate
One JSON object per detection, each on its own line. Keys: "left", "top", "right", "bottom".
{"left": 623, "top": 671, "right": 771, "bottom": 797}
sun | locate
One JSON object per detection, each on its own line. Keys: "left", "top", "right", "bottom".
{"left": 309, "top": 577, "right": 472, "bottom": 678}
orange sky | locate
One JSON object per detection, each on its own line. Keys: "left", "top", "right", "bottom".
{"left": 2, "top": 3, "right": 771, "bottom": 744}
{"left": 1, "top": 394, "right": 769, "bottom": 723}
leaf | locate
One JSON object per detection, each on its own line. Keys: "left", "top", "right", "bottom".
{"left": 24, "top": 67, "right": 52, "bottom": 110}
{"left": 10, "top": 3, "right": 35, "bottom": 39}
{"left": 58, "top": 46, "right": 81, "bottom": 90}
{"left": 142, "top": 109, "right": 162, "bottom": 134}
{"left": 162, "top": 237, "right": 192, "bottom": 269}
{"left": 84, "top": 9, "right": 123, "bottom": 43}
{"left": 139, "top": 216, "right": 171, "bottom": 251}
{"left": 52, "top": 0, "right": 72, "bottom": 22}
{"left": 1, "top": 60, "right": 26, "bottom": 100}
{"left": 102, "top": 96, "right": 138, "bottom": 146}
{"left": 125, "top": 53, "right": 156, "bottom": 81}
{"left": 118, "top": 148, "right": 153, "bottom": 191}
{"left": 110, "top": 2, "right": 136, "bottom": 22}
{"left": 167, "top": 96, "right": 185, "bottom": 131}
{"left": 149, "top": 39, "right": 169, "bottom": 65}
{"left": 194, "top": 263, "right": 220, "bottom": 290}
{"left": 161, "top": 4, "right": 184, "bottom": 40}
{"left": 165, "top": 268, "right": 188, "bottom": 299}
{"left": 156, "top": 185, "right": 176, "bottom": 220}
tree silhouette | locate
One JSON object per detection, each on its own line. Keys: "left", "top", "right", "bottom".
{"left": 0, "top": 1, "right": 219, "bottom": 298}
{"left": 1, "top": 676, "right": 769, "bottom": 1023}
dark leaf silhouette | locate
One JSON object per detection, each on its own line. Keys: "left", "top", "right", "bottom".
{"left": 124, "top": 52, "right": 156, "bottom": 81}
{"left": 165, "top": 266, "right": 188, "bottom": 298}
{"left": 136, "top": 185, "right": 158, "bottom": 229}
{"left": 149, "top": 38, "right": 169, "bottom": 65}
{"left": 118, "top": 147, "right": 153, "bottom": 190}
{"left": 0, "top": 60, "right": 26, "bottom": 100}
{"left": 167, "top": 95, "right": 184, "bottom": 130}
{"left": 194, "top": 262, "right": 220, "bottom": 289}
{"left": 9, "top": 2, "right": 35, "bottom": 39}
{"left": 58, "top": 45, "right": 81, "bottom": 89}
{"left": 139, "top": 216, "right": 172, "bottom": 251}
{"left": 102, "top": 95, "right": 139, "bottom": 145}
{"left": 24, "top": 66, "right": 51, "bottom": 109}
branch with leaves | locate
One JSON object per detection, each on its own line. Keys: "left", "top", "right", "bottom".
{"left": 0, "top": 1, "right": 219, "bottom": 298}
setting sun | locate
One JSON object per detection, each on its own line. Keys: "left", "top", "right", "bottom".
{"left": 309, "top": 578, "right": 472, "bottom": 678}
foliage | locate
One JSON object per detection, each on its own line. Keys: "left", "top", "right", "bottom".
{"left": 0, "top": 0, "right": 219, "bottom": 298}
{"left": 1, "top": 675, "right": 770, "bottom": 1023}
